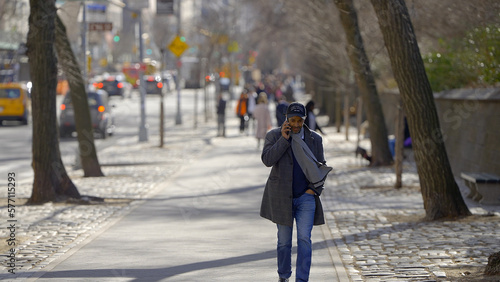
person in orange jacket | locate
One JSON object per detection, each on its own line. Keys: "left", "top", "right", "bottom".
{"left": 235, "top": 91, "right": 248, "bottom": 133}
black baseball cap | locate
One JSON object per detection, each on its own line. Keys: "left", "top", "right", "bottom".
{"left": 286, "top": 102, "right": 307, "bottom": 119}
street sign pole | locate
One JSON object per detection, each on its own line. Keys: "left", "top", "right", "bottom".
{"left": 202, "top": 58, "right": 208, "bottom": 122}
{"left": 175, "top": 0, "right": 182, "bottom": 125}
{"left": 167, "top": 2, "right": 188, "bottom": 126}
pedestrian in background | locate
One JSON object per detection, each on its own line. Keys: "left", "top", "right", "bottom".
{"left": 247, "top": 87, "right": 257, "bottom": 135}
{"left": 260, "top": 102, "right": 331, "bottom": 282}
{"left": 253, "top": 92, "right": 272, "bottom": 149}
{"left": 304, "top": 100, "right": 325, "bottom": 135}
{"left": 235, "top": 91, "right": 248, "bottom": 134}
{"left": 276, "top": 96, "right": 289, "bottom": 127}
{"left": 216, "top": 93, "right": 226, "bottom": 137}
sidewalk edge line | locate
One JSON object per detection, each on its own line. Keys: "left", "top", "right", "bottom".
{"left": 320, "top": 222, "right": 351, "bottom": 282}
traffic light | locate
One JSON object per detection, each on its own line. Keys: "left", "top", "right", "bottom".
{"left": 113, "top": 34, "right": 120, "bottom": 42}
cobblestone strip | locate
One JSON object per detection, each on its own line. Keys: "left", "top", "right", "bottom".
{"left": 327, "top": 207, "right": 498, "bottom": 281}
{"left": 1, "top": 203, "right": 130, "bottom": 278}
{"left": 0, "top": 129, "right": 211, "bottom": 279}
{"left": 322, "top": 135, "right": 500, "bottom": 281}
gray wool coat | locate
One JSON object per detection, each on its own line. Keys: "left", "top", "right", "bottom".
{"left": 260, "top": 126, "right": 326, "bottom": 227}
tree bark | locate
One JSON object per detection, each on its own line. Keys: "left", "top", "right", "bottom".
{"left": 54, "top": 15, "right": 104, "bottom": 177}
{"left": 27, "top": 0, "right": 80, "bottom": 204}
{"left": 370, "top": 0, "right": 471, "bottom": 220}
{"left": 334, "top": 0, "right": 393, "bottom": 166}
{"left": 485, "top": 252, "right": 500, "bottom": 275}
{"left": 394, "top": 100, "right": 404, "bottom": 189}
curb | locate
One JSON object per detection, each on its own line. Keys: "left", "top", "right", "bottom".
{"left": 321, "top": 222, "right": 351, "bottom": 281}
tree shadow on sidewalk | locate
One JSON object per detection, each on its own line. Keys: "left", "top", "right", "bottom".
{"left": 13, "top": 240, "right": 333, "bottom": 281}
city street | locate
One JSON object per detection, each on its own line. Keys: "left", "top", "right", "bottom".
{"left": 0, "top": 86, "right": 499, "bottom": 281}
{"left": 0, "top": 86, "right": 340, "bottom": 281}
{"left": 24, "top": 119, "right": 337, "bottom": 281}
{"left": 0, "top": 85, "right": 212, "bottom": 198}
{"left": 1, "top": 1, "right": 499, "bottom": 280}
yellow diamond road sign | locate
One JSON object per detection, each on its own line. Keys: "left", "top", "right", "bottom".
{"left": 168, "top": 36, "right": 189, "bottom": 57}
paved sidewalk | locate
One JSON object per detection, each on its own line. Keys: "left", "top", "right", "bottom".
{"left": 0, "top": 121, "right": 212, "bottom": 280}
{"left": 23, "top": 124, "right": 338, "bottom": 281}
{"left": 1, "top": 101, "right": 499, "bottom": 281}
{"left": 1, "top": 116, "right": 341, "bottom": 281}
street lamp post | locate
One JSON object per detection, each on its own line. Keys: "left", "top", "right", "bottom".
{"left": 137, "top": 10, "right": 148, "bottom": 142}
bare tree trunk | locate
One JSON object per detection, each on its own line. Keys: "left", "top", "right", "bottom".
{"left": 344, "top": 92, "right": 349, "bottom": 140}
{"left": 324, "top": 89, "right": 336, "bottom": 127}
{"left": 370, "top": 0, "right": 471, "bottom": 220}
{"left": 394, "top": 100, "right": 404, "bottom": 189}
{"left": 356, "top": 97, "right": 363, "bottom": 146}
{"left": 335, "top": 91, "right": 342, "bottom": 132}
{"left": 27, "top": 0, "right": 80, "bottom": 204}
{"left": 334, "top": 0, "right": 393, "bottom": 166}
{"left": 55, "top": 15, "right": 104, "bottom": 177}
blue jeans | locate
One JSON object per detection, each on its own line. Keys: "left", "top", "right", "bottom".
{"left": 277, "top": 193, "right": 316, "bottom": 281}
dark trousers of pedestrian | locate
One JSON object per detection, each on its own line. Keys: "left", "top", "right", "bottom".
{"left": 217, "top": 114, "right": 225, "bottom": 137}
{"left": 239, "top": 115, "right": 246, "bottom": 133}
{"left": 277, "top": 193, "right": 316, "bottom": 281}
{"left": 217, "top": 114, "right": 226, "bottom": 137}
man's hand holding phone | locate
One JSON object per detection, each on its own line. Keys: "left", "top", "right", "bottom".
{"left": 281, "top": 120, "right": 291, "bottom": 140}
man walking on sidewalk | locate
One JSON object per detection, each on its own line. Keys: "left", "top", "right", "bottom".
{"left": 260, "top": 102, "right": 331, "bottom": 282}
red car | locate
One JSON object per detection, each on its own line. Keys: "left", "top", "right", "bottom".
{"left": 141, "top": 75, "right": 163, "bottom": 95}
{"left": 93, "top": 74, "right": 130, "bottom": 97}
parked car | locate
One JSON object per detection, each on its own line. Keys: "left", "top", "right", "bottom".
{"left": 0, "top": 82, "right": 30, "bottom": 125}
{"left": 59, "top": 90, "right": 114, "bottom": 139}
{"left": 142, "top": 74, "right": 163, "bottom": 95}
{"left": 94, "top": 73, "right": 130, "bottom": 98}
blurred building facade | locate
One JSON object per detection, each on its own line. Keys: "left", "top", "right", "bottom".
{"left": 0, "top": 0, "right": 29, "bottom": 82}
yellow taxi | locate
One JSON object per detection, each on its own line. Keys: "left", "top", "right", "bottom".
{"left": 0, "top": 83, "right": 30, "bottom": 125}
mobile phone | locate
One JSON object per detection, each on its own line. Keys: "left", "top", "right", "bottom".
{"left": 284, "top": 119, "right": 291, "bottom": 137}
